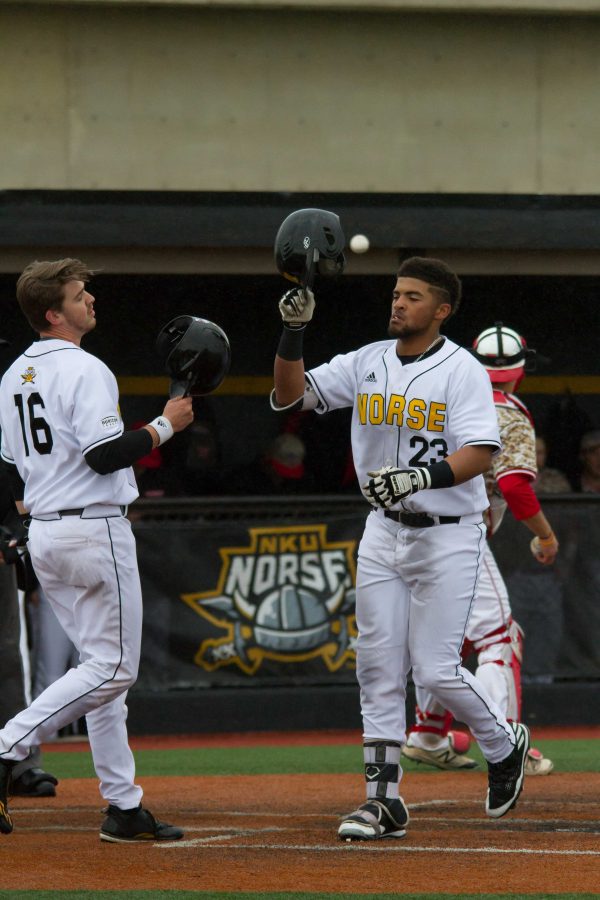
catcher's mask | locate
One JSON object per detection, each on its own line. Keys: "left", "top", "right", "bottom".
{"left": 472, "top": 322, "right": 536, "bottom": 388}
{"left": 156, "top": 315, "right": 231, "bottom": 397}
{"left": 274, "top": 208, "right": 346, "bottom": 289}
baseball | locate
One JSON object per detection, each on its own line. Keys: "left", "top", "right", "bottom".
{"left": 349, "top": 233, "right": 370, "bottom": 254}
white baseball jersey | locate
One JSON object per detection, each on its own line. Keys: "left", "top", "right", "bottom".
{"left": 0, "top": 338, "right": 138, "bottom": 515}
{"left": 303, "top": 337, "right": 501, "bottom": 516}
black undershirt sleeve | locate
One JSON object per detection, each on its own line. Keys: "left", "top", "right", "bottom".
{"left": 427, "top": 459, "right": 455, "bottom": 489}
{"left": 85, "top": 429, "right": 154, "bottom": 475}
{"left": 1, "top": 459, "right": 25, "bottom": 505}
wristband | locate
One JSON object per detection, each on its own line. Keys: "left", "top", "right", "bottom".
{"left": 277, "top": 325, "right": 306, "bottom": 362}
{"left": 536, "top": 532, "right": 556, "bottom": 547}
{"left": 147, "top": 416, "right": 174, "bottom": 446}
{"left": 426, "top": 460, "right": 455, "bottom": 489}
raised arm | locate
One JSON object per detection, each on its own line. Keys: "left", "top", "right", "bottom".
{"left": 273, "top": 286, "right": 315, "bottom": 406}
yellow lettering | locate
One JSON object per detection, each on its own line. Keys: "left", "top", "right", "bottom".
{"left": 279, "top": 535, "right": 298, "bottom": 553}
{"left": 406, "top": 398, "right": 426, "bottom": 430}
{"left": 369, "top": 394, "right": 384, "bottom": 424}
{"left": 299, "top": 533, "right": 319, "bottom": 552}
{"left": 428, "top": 402, "right": 446, "bottom": 432}
{"left": 357, "top": 393, "right": 368, "bottom": 425}
{"left": 258, "top": 536, "right": 277, "bottom": 553}
{"left": 386, "top": 394, "right": 405, "bottom": 426}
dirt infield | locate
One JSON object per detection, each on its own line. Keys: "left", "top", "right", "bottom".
{"left": 3, "top": 771, "right": 599, "bottom": 894}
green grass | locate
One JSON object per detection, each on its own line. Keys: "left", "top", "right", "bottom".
{"left": 41, "top": 738, "right": 598, "bottom": 780}
{"left": 0, "top": 893, "right": 598, "bottom": 900}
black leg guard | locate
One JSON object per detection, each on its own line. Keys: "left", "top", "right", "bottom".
{"left": 363, "top": 740, "right": 402, "bottom": 800}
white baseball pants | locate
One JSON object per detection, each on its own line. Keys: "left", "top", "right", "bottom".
{"left": 413, "top": 540, "right": 521, "bottom": 736}
{"left": 0, "top": 514, "right": 143, "bottom": 809}
{"left": 356, "top": 510, "right": 514, "bottom": 764}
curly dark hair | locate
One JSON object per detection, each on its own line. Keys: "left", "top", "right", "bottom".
{"left": 397, "top": 256, "right": 462, "bottom": 317}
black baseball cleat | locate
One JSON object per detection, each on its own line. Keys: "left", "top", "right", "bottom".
{"left": 338, "top": 796, "right": 409, "bottom": 841}
{"left": 486, "top": 722, "right": 530, "bottom": 819}
{"left": 0, "top": 759, "right": 16, "bottom": 835}
{"left": 10, "top": 767, "right": 58, "bottom": 798}
{"left": 100, "top": 804, "right": 184, "bottom": 843}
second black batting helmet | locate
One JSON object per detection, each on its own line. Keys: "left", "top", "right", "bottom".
{"left": 274, "top": 208, "right": 346, "bottom": 289}
{"left": 156, "top": 315, "right": 231, "bottom": 397}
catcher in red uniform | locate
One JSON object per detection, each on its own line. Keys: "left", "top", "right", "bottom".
{"left": 403, "top": 324, "right": 558, "bottom": 776}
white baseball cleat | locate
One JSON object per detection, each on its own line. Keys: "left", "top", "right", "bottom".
{"left": 402, "top": 742, "right": 479, "bottom": 770}
{"left": 525, "top": 747, "right": 554, "bottom": 775}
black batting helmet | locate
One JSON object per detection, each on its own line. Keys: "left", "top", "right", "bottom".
{"left": 274, "top": 208, "right": 346, "bottom": 288}
{"left": 156, "top": 315, "right": 231, "bottom": 397}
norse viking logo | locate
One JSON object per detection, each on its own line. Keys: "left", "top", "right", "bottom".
{"left": 181, "top": 524, "right": 357, "bottom": 675}
{"left": 20, "top": 366, "right": 36, "bottom": 385}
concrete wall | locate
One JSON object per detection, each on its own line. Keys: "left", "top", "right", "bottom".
{"left": 2, "top": 3, "right": 600, "bottom": 193}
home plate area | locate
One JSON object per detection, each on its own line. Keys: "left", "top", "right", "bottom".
{"left": 4, "top": 772, "right": 600, "bottom": 894}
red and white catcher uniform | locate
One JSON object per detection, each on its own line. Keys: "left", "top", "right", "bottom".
{"left": 405, "top": 389, "right": 554, "bottom": 775}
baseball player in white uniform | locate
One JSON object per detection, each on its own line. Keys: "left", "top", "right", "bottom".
{"left": 273, "top": 257, "right": 530, "bottom": 840}
{"left": 403, "top": 324, "right": 558, "bottom": 776}
{"left": 0, "top": 258, "right": 193, "bottom": 840}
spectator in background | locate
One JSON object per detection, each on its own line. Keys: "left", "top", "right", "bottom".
{"left": 285, "top": 408, "right": 356, "bottom": 494}
{"left": 576, "top": 430, "right": 600, "bottom": 493}
{"left": 534, "top": 435, "right": 571, "bottom": 494}
{"left": 132, "top": 421, "right": 183, "bottom": 498}
{"left": 541, "top": 393, "right": 593, "bottom": 489}
{"left": 181, "top": 421, "right": 223, "bottom": 495}
{"left": 228, "top": 432, "right": 316, "bottom": 494}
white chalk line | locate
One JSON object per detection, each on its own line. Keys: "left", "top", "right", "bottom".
{"left": 158, "top": 841, "right": 600, "bottom": 856}
{"left": 13, "top": 807, "right": 598, "bottom": 830}
{"left": 13, "top": 799, "right": 595, "bottom": 817}
{"left": 12, "top": 812, "right": 599, "bottom": 851}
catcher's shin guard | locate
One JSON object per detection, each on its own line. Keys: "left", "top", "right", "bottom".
{"left": 363, "top": 740, "right": 402, "bottom": 800}
{"left": 473, "top": 618, "right": 523, "bottom": 722}
{"left": 509, "top": 618, "right": 524, "bottom": 721}
{"left": 411, "top": 704, "right": 454, "bottom": 741}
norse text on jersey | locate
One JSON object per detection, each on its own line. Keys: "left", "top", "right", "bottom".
{"left": 357, "top": 393, "right": 446, "bottom": 430}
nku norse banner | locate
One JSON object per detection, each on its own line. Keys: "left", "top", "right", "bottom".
{"left": 133, "top": 516, "right": 363, "bottom": 689}
{"left": 132, "top": 498, "right": 600, "bottom": 690}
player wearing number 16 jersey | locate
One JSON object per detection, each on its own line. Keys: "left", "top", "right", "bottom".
{"left": 0, "top": 258, "right": 193, "bottom": 840}
{"left": 273, "top": 256, "right": 530, "bottom": 840}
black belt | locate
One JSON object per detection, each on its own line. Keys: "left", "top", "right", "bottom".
{"left": 385, "top": 511, "right": 460, "bottom": 527}
{"left": 58, "top": 507, "right": 127, "bottom": 516}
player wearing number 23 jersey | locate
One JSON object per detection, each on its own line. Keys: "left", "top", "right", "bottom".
{"left": 307, "top": 337, "right": 497, "bottom": 517}
{"left": 273, "top": 256, "right": 531, "bottom": 840}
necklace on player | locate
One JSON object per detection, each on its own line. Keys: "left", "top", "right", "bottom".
{"left": 412, "top": 335, "right": 444, "bottom": 363}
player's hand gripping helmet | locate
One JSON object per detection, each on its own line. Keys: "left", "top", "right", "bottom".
{"left": 156, "top": 315, "right": 231, "bottom": 398}
{"left": 274, "top": 208, "right": 346, "bottom": 289}
{"left": 472, "top": 322, "right": 536, "bottom": 389}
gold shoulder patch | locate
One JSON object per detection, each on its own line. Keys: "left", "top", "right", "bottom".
{"left": 21, "top": 366, "right": 36, "bottom": 385}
